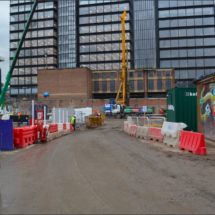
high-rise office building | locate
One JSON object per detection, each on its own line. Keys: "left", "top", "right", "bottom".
{"left": 10, "top": 0, "right": 58, "bottom": 100}
{"left": 157, "top": 0, "right": 215, "bottom": 86}
{"left": 10, "top": 0, "right": 215, "bottom": 101}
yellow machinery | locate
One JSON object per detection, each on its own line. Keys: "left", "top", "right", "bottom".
{"left": 116, "top": 11, "right": 129, "bottom": 106}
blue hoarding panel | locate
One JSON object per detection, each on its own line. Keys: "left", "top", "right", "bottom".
{"left": 0, "top": 120, "right": 14, "bottom": 151}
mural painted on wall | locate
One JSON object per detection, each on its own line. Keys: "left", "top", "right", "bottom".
{"left": 200, "top": 83, "right": 215, "bottom": 140}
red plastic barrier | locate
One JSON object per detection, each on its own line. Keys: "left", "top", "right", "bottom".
{"left": 129, "top": 125, "right": 137, "bottom": 137}
{"left": 63, "top": 123, "right": 66, "bottom": 130}
{"left": 49, "top": 124, "right": 58, "bottom": 133}
{"left": 70, "top": 123, "right": 73, "bottom": 132}
{"left": 179, "top": 131, "right": 207, "bottom": 155}
{"left": 147, "top": 128, "right": 164, "bottom": 143}
{"left": 13, "top": 126, "right": 37, "bottom": 148}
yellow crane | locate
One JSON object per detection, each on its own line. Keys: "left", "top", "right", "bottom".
{"left": 116, "top": 11, "right": 130, "bottom": 106}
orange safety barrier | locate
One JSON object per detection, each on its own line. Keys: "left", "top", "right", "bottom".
{"left": 129, "top": 125, "right": 137, "bottom": 137}
{"left": 70, "top": 123, "right": 73, "bottom": 132}
{"left": 63, "top": 123, "right": 67, "bottom": 130}
{"left": 179, "top": 131, "right": 207, "bottom": 156}
{"left": 147, "top": 128, "right": 164, "bottom": 143}
{"left": 13, "top": 126, "right": 37, "bottom": 148}
{"left": 49, "top": 124, "right": 58, "bottom": 133}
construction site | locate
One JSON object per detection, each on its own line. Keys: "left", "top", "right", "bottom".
{"left": 1, "top": 0, "right": 215, "bottom": 214}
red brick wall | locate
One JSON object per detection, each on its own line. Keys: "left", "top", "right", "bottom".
{"left": 38, "top": 68, "right": 92, "bottom": 100}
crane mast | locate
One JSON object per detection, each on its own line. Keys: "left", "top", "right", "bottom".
{"left": 116, "top": 11, "right": 129, "bottom": 106}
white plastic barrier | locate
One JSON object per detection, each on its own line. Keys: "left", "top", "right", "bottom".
{"left": 161, "top": 122, "right": 182, "bottom": 147}
{"left": 58, "top": 123, "right": 63, "bottom": 131}
{"left": 126, "top": 124, "right": 131, "bottom": 134}
{"left": 136, "top": 126, "right": 149, "bottom": 140}
{"left": 66, "top": 123, "right": 70, "bottom": 130}
{"left": 124, "top": 121, "right": 129, "bottom": 133}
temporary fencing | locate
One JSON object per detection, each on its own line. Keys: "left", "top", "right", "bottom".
{"left": 137, "top": 117, "right": 149, "bottom": 127}
{"left": 161, "top": 122, "right": 182, "bottom": 148}
{"left": 124, "top": 121, "right": 129, "bottom": 133}
{"left": 49, "top": 124, "right": 58, "bottom": 133}
{"left": 13, "top": 126, "right": 37, "bottom": 148}
{"left": 129, "top": 125, "right": 138, "bottom": 137}
{"left": 147, "top": 128, "right": 164, "bottom": 143}
{"left": 136, "top": 126, "right": 149, "bottom": 140}
{"left": 58, "top": 123, "right": 63, "bottom": 131}
{"left": 66, "top": 123, "right": 70, "bottom": 130}
{"left": 149, "top": 117, "right": 166, "bottom": 128}
{"left": 179, "top": 131, "right": 207, "bottom": 155}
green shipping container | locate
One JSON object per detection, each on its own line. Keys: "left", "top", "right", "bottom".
{"left": 167, "top": 87, "right": 197, "bottom": 132}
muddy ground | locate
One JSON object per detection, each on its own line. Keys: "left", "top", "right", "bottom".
{"left": 1, "top": 118, "right": 215, "bottom": 214}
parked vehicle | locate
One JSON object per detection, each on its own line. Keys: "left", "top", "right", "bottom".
{"left": 112, "top": 105, "right": 154, "bottom": 119}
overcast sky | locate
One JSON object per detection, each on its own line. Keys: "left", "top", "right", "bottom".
{"left": 0, "top": 1, "right": 9, "bottom": 83}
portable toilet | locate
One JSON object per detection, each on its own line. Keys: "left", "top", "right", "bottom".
{"left": 167, "top": 87, "right": 197, "bottom": 132}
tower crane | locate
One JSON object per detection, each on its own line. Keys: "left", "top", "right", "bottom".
{"left": 115, "top": 11, "right": 130, "bottom": 106}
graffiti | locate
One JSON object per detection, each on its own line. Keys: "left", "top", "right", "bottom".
{"left": 200, "top": 83, "right": 215, "bottom": 139}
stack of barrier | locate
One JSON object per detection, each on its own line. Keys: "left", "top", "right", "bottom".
{"left": 124, "top": 121, "right": 129, "bottom": 133}
{"left": 147, "top": 128, "right": 164, "bottom": 143}
{"left": 129, "top": 125, "right": 138, "bottom": 137}
{"left": 179, "top": 131, "right": 207, "bottom": 155}
{"left": 70, "top": 123, "right": 73, "bottom": 132}
{"left": 49, "top": 124, "right": 58, "bottom": 133}
{"left": 13, "top": 126, "right": 37, "bottom": 148}
{"left": 161, "top": 122, "right": 182, "bottom": 147}
{"left": 58, "top": 123, "right": 63, "bottom": 131}
{"left": 63, "top": 123, "right": 67, "bottom": 130}
{"left": 136, "top": 126, "right": 149, "bottom": 140}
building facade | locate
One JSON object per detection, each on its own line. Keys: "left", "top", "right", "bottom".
{"left": 9, "top": 0, "right": 215, "bottom": 101}
{"left": 10, "top": 0, "right": 58, "bottom": 101}
{"left": 157, "top": 0, "right": 215, "bottom": 86}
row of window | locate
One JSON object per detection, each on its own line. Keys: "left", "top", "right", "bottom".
{"left": 58, "top": 44, "right": 76, "bottom": 54}
{"left": 11, "top": 76, "right": 37, "bottom": 85}
{"left": 79, "top": 23, "right": 130, "bottom": 34}
{"left": 159, "top": 0, "right": 213, "bottom": 8}
{"left": 80, "top": 53, "right": 130, "bottom": 62}
{"left": 10, "top": 2, "right": 56, "bottom": 13}
{"left": 148, "top": 71, "right": 171, "bottom": 77}
{"left": 81, "top": 62, "right": 131, "bottom": 71}
{"left": 160, "top": 38, "right": 215, "bottom": 48}
{"left": 10, "top": 48, "right": 56, "bottom": 58}
{"left": 80, "top": 43, "right": 130, "bottom": 53}
{"left": 11, "top": 67, "right": 56, "bottom": 75}
{"left": 159, "top": 7, "right": 214, "bottom": 18}
{"left": 80, "top": 33, "right": 130, "bottom": 43}
{"left": 148, "top": 79, "right": 171, "bottom": 90}
{"left": 94, "top": 81, "right": 115, "bottom": 92}
{"left": 10, "top": 39, "right": 57, "bottom": 49}
{"left": 11, "top": 30, "right": 56, "bottom": 40}
{"left": 159, "top": 17, "right": 214, "bottom": 28}
{"left": 79, "top": 0, "right": 123, "bottom": 5}
{"left": 160, "top": 48, "right": 215, "bottom": 58}
{"left": 11, "top": 0, "right": 34, "bottom": 4}
{"left": 79, "top": 3, "right": 129, "bottom": 15}
{"left": 175, "top": 69, "right": 212, "bottom": 79}
{"left": 11, "top": 57, "right": 57, "bottom": 66}
{"left": 94, "top": 72, "right": 115, "bottom": 79}
{"left": 58, "top": 8, "right": 76, "bottom": 19}
{"left": 160, "top": 58, "right": 215, "bottom": 68}
{"left": 11, "top": 87, "right": 38, "bottom": 95}
{"left": 11, "top": 20, "right": 57, "bottom": 31}
{"left": 79, "top": 13, "right": 130, "bottom": 25}
{"left": 159, "top": 27, "right": 215, "bottom": 38}
{"left": 11, "top": 11, "right": 56, "bottom": 22}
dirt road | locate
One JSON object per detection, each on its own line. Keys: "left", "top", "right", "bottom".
{"left": 1, "top": 118, "right": 215, "bottom": 214}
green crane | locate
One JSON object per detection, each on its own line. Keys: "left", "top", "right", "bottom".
{"left": 0, "top": 1, "right": 37, "bottom": 109}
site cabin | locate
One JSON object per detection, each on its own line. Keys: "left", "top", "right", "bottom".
{"left": 112, "top": 105, "right": 154, "bottom": 119}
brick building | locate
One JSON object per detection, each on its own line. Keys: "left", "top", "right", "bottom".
{"left": 37, "top": 67, "right": 92, "bottom": 100}
{"left": 92, "top": 68, "right": 175, "bottom": 99}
